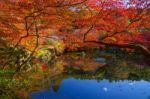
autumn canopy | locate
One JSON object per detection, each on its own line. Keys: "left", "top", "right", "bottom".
{"left": 0, "top": 0, "right": 150, "bottom": 59}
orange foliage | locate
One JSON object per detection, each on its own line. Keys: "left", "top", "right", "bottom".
{"left": 0, "top": 0, "right": 149, "bottom": 51}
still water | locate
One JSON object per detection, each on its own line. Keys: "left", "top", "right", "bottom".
{"left": 29, "top": 78, "right": 150, "bottom": 99}
{"left": 1, "top": 52, "right": 150, "bottom": 99}
{"left": 28, "top": 53, "right": 150, "bottom": 99}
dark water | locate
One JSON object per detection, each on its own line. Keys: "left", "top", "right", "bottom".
{"left": 29, "top": 78, "right": 150, "bottom": 99}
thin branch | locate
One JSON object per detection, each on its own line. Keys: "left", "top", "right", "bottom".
{"left": 15, "top": 17, "right": 39, "bottom": 73}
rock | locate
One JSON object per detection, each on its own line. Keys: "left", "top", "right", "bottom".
{"left": 95, "top": 57, "right": 106, "bottom": 62}
{"left": 72, "top": 66, "right": 81, "bottom": 70}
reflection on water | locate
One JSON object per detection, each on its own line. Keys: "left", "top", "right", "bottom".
{"left": 29, "top": 78, "right": 150, "bottom": 99}
{"left": 28, "top": 53, "right": 150, "bottom": 99}
{"left": 1, "top": 52, "right": 150, "bottom": 99}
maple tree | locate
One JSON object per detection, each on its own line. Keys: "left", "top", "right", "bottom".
{"left": 0, "top": 0, "right": 150, "bottom": 68}
{"left": 75, "top": 0, "right": 150, "bottom": 56}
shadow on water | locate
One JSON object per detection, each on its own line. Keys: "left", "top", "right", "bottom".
{"left": 1, "top": 51, "right": 150, "bottom": 99}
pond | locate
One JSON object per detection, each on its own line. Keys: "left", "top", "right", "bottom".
{"left": 1, "top": 52, "right": 150, "bottom": 99}
{"left": 29, "top": 78, "right": 150, "bottom": 99}
{"left": 28, "top": 52, "right": 150, "bottom": 99}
